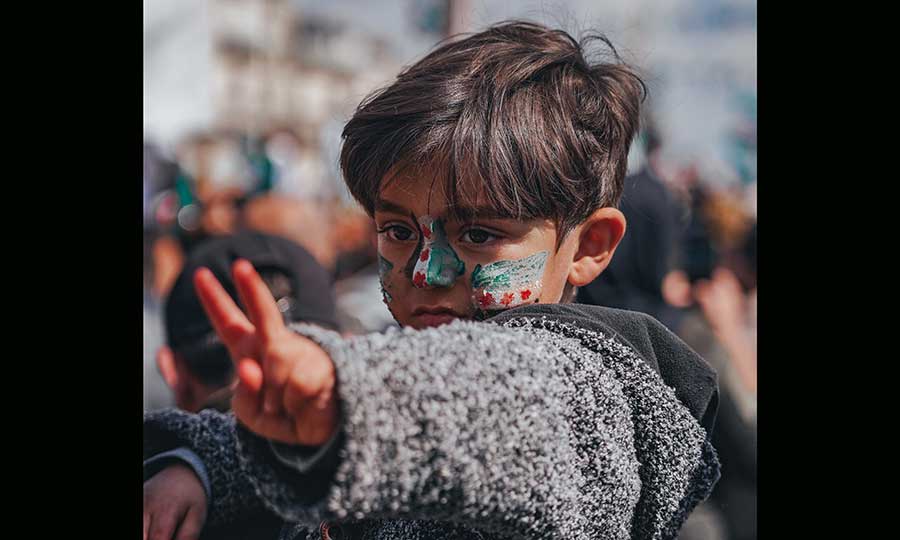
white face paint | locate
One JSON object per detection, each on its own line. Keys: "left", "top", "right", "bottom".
{"left": 408, "top": 216, "right": 466, "bottom": 289}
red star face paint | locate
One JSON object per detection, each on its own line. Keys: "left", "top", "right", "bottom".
{"left": 470, "top": 250, "right": 548, "bottom": 312}
{"left": 409, "top": 216, "right": 466, "bottom": 288}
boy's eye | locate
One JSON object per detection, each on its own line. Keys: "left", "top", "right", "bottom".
{"left": 380, "top": 225, "right": 416, "bottom": 242}
{"left": 461, "top": 228, "right": 496, "bottom": 244}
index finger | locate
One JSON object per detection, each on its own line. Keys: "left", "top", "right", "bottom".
{"left": 232, "top": 259, "right": 286, "bottom": 343}
{"left": 193, "top": 267, "right": 255, "bottom": 350}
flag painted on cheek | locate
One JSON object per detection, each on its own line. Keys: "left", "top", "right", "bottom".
{"left": 471, "top": 250, "right": 548, "bottom": 311}
{"left": 409, "top": 216, "right": 465, "bottom": 288}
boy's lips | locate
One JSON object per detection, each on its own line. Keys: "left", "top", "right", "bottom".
{"left": 411, "top": 306, "right": 466, "bottom": 327}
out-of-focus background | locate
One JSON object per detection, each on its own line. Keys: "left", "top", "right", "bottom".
{"left": 144, "top": 2, "right": 756, "bottom": 539}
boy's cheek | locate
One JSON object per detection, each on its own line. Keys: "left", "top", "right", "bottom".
{"left": 469, "top": 250, "right": 549, "bottom": 312}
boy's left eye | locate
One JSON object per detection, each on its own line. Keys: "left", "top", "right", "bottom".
{"left": 460, "top": 228, "right": 496, "bottom": 244}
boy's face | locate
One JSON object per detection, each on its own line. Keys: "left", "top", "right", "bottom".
{"left": 374, "top": 171, "right": 585, "bottom": 329}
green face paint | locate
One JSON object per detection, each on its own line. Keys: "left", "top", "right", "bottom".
{"left": 411, "top": 216, "right": 465, "bottom": 288}
{"left": 471, "top": 250, "right": 548, "bottom": 311}
{"left": 378, "top": 255, "right": 395, "bottom": 304}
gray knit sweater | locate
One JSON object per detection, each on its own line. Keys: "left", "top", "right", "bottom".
{"left": 144, "top": 307, "right": 719, "bottom": 540}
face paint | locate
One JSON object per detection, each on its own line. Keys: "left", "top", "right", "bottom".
{"left": 377, "top": 255, "right": 394, "bottom": 304}
{"left": 402, "top": 212, "right": 425, "bottom": 281}
{"left": 409, "top": 216, "right": 466, "bottom": 288}
{"left": 470, "top": 250, "right": 548, "bottom": 311}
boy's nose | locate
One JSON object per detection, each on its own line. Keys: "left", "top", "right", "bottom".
{"left": 411, "top": 216, "right": 465, "bottom": 289}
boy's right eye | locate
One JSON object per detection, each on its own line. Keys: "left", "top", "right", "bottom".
{"left": 378, "top": 224, "right": 416, "bottom": 242}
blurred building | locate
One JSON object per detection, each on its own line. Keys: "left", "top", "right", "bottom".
{"left": 209, "top": 0, "right": 400, "bottom": 142}
{"left": 144, "top": 0, "right": 216, "bottom": 151}
{"left": 145, "top": 0, "right": 756, "bottom": 190}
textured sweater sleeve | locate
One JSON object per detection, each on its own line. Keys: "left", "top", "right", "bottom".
{"left": 234, "top": 320, "right": 644, "bottom": 539}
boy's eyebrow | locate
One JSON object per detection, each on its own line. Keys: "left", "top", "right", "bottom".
{"left": 374, "top": 198, "right": 512, "bottom": 221}
{"left": 450, "top": 205, "right": 513, "bottom": 222}
{"left": 373, "top": 198, "right": 411, "bottom": 215}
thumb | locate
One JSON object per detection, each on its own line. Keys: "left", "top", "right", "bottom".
{"left": 174, "top": 504, "right": 207, "bottom": 540}
{"left": 231, "top": 359, "right": 265, "bottom": 433}
{"left": 237, "top": 358, "right": 264, "bottom": 393}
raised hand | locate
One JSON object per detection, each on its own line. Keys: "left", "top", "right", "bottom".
{"left": 193, "top": 259, "right": 339, "bottom": 446}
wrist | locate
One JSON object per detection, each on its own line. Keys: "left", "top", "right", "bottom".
{"left": 143, "top": 447, "right": 212, "bottom": 502}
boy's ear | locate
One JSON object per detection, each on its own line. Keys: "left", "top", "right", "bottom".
{"left": 568, "top": 207, "right": 626, "bottom": 287}
{"left": 157, "top": 346, "right": 196, "bottom": 409}
{"left": 156, "top": 346, "right": 180, "bottom": 390}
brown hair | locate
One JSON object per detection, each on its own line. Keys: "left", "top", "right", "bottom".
{"left": 340, "top": 20, "right": 646, "bottom": 239}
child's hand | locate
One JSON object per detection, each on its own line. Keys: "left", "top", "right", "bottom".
{"left": 193, "top": 259, "right": 339, "bottom": 446}
{"left": 143, "top": 464, "right": 208, "bottom": 540}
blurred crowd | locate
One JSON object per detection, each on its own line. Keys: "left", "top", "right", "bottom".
{"left": 142, "top": 127, "right": 399, "bottom": 409}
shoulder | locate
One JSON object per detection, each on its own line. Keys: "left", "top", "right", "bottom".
{"left": 489, "top": 304, "right": 719, "bottom": 432}
{"left": 488, "top": 303, "right": 672, "bottom": 354}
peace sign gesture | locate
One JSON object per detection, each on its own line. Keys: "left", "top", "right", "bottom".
{"left": 193, "top": 259, "right": 339, "bottom": 446}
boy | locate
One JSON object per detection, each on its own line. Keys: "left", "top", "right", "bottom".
{"left": 144, "top": 21, "right": 719, "bottom": 540}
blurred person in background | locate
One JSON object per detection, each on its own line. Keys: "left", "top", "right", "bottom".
{"left": 683, "top": 189, "right": 756, "bottom": 430}
{"left": 145, "top": 231, "right": 340, "bottom": 540}
{"left": 145, "top": 143, "right": 182, "bottom": 410}
{"left": 667, "top": 183, "right": 756, "bottom": 401}
{"left": 576, "top": 121, "right": 686, "bottom": 331}
{"left": 149, "top": 132, "right": 267, "bottom": 300}
{"left": 666, "top": 183, "right": 757, "bottom": 540}
{"left": 145, "top": 130, "right": 323, "bottom": 410}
